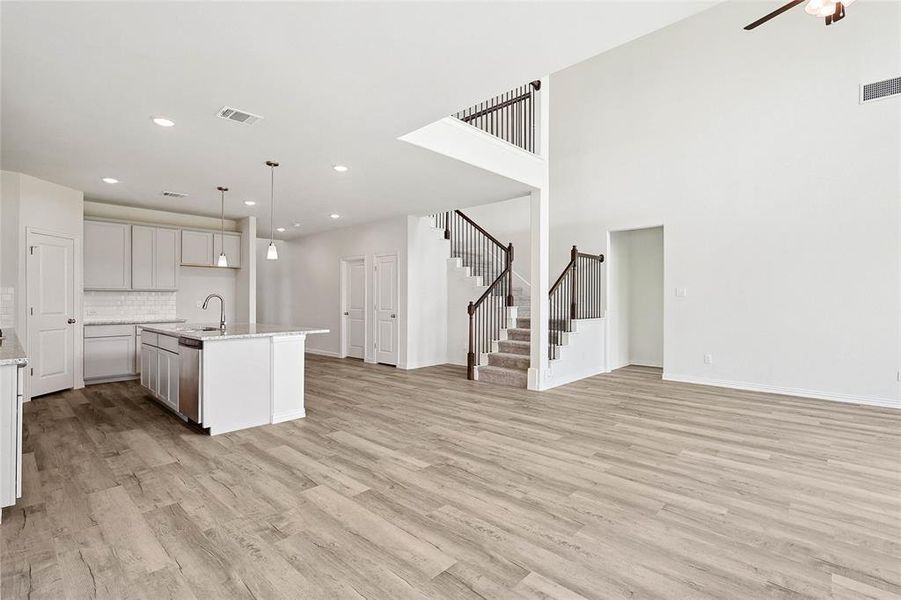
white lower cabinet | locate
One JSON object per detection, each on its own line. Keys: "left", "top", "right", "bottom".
{"left": 84, "top": 325, "right": 136, "bottom": 382}
{"left": 1, "top": 363, "right": 24, "bottom": 510}
{"left": 141, "top": 334, "right": 179, "bottom": 414}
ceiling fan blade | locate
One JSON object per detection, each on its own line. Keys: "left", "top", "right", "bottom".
{"left": 744, "top": 0, "right": 806, "bottom": 30}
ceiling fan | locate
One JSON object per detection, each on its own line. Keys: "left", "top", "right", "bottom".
{"left": 744, "top": 0, "right": 856, "bottom": 29}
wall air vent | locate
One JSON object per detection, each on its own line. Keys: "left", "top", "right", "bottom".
{"left": 860, "top": 76, "right": 901, "bottom": 104}
{"left": 161, "top": 190, "right": 188, "bottom": 198}
{"left": 216, "top": 106, "right": 263, "bottom": 125}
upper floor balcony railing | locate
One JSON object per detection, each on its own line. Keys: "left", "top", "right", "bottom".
{"left": 453, "top": 80, "right": 541, "bottom": 154}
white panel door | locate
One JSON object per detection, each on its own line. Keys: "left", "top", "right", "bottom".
{"left": 374, "top": 254, "right": 398, "bottom": 366}
{"left": 27, "top": 233, "right": 76, "bottom": 397}
{"left": 343, "top": 259, "right": 366, "bottom": 359}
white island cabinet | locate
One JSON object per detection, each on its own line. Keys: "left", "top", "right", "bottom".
{"left": 139, "top": 324, "right": 327, "bottom": 435}
{"left": 0, "top": 332, "right": 27, "bottom": 514}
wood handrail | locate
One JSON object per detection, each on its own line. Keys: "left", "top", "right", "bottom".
{"left": 469, "top": 266, "right": 511, "bottom": 314}
{"left": 454, "top": 210, "right": 507, "bottom": 251}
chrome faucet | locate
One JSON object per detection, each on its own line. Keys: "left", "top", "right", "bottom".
{"left": 202, "top": 294, "right": 226, "bottom": 331}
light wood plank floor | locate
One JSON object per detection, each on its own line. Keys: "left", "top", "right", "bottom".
{"left": 3, "top": 357, "right": 900, "bottom": 600}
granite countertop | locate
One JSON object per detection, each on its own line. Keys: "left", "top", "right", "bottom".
{"left": 0, "top": 330, "right": 28, "bottom": 367}
{"left": 85, "top": 317, "right": 188, "bottom": 326}
{"left": 141, "top": 323, "right": 329, "bottom": 342}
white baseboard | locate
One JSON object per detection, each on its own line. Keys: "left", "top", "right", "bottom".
{"left": 272, "top": 408, "right": 306, "bottom": 423}
{"left": 305, "top": 348, "right": 340, "bottom": 358}
{"left": 398, "top": 359, "right": 446, "bottom": 370}
{"left": 662, "top": 372, "right": 900, "bottom": 410}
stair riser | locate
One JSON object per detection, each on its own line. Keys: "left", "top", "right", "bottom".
{"left": 516, "top": 318, "right": 531, "bottom": 329}
{"left": 506, "top": 329, "right": 530, "bottom": 342}
{"left": 477, "top": 369, "right": 527, "bottom": 389}
{"left": 497, "top": 341, "right": 529, "bottom": 356}
{"left": 487, "top": 354, "right": 530, "bottom": 370}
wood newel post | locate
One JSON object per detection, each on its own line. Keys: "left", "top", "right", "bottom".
{"left": 467, "top": 301, "right": 475, "bottom": 380}
{"left": 506, "top": 243, "right": 515, "bottom": 307}
{"left": 570, "top": 245, "right": 578, "bottom": 320}
{"left": 444, "top": 211, "right": 451, "bottom": 240}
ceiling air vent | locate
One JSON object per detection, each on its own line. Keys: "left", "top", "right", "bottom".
{"left": 860, "top": 76, "right": 901, "bottom": 104}
{"left": 161, "top": 190, "right": 188, "bottom": 198}
{"left": 216, "top": 106, "right": 263, "bottom": 125}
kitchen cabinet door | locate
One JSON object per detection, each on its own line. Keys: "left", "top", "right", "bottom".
{"left": 84, "top": 335, "right": 135, "bottom": 380}
{"left": 142, "top": 345, "right": 159, "bottom": 396}
{"left": 213, "top": 233, "right": 241, "bottom": 268}
{"left": 84, "top": 220, "right": 131, "bottom": 289}
{"left": 181, "top": 230, "right": 213, "bottom": 266}
{"left": 131, "top": 225, "right": 155, "bottom": 290}
{"left": 154, "top": 228, "right": 179, "bottom": 289}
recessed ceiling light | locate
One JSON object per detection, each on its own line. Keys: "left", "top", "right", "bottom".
{"left": 332, "top": 165, "right": 348, "bottom": 173}
{"left": 276, "top": 227, "right": 286, "bottom": 233}
{"left": 151, "top": 116, "right": 175, "bottom": 127}
{"left": 243, "top": 200, "right": 256, "bottom": 206}
{"left": 293, "top": 222, "right": 301, "bottom": 228}
{"left": 330, "top": 213, "right": 341, "bottom": 219}
{"left": 101, "top": 177, "right": 119, "bottom": 184}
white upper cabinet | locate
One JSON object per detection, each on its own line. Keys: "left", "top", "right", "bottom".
{"left": 181, "top": 230, "right": 214, "bottom": 266}
{"left": 132, "top": 225, "right": 179, "bottom": 290}
{"left": 84, "top": 220, "right": 131, "bottom": 290}
{"left": 213, "top": 233, "right": 242, "bottom": 269}
{"left": 155, "top": 228, "right": 179, "bottom": 288}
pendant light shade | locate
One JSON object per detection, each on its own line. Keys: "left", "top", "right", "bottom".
{"left": 216, "top": 186, "right": 229, "bottom": 267}
{"left": 265, "top": 160, "right": 280, "bottom": 261}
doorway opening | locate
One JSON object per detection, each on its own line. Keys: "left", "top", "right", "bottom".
{"left": 608, "top": 226, "right": 664, "bottom": 370}
{"left": 340, "top": 257, "right": 366, "bottom": 360}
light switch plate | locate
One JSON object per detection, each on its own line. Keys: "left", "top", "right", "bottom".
{"left": 704, "top": 354, "right": 713, "bottom": 365}
{"left": 675, "top": 288, "right": 687, "bottom": 298}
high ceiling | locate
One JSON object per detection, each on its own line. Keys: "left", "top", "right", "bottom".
{"left": 1, "top": 1, "right": 713, "bottom": 237}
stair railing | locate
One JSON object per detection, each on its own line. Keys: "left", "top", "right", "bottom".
{"left": 453, "top": 80, "right": 541, "bottom": 153}
{"left": 548, "top": 246, "right": 605, "bottom": 359}
{"left": 432, "top": 210, "right": 514, "bottom": 379}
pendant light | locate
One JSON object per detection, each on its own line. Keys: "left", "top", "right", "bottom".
{"left": 265, "top": 160, "right": 279, "bottom": 260}
{"left": 216, "top": 186, "right": 229, "bottom": 267}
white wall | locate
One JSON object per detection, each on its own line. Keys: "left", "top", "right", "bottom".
{"left": 177, "top": 267, "right": 237, "bottom": 324}
{"left": 610, "top": 227, "right": 664, "bottom": 369}
{"left": 256, "top": 239, "right": 294, "bottom": 325}
{"left": 461, "top": 195, "right": 533, "bottom": 284}
{"left": 1, "top": 171, "right": 85, "bottom": 397}
{"left": 257, "top": 218, "right": 408, "bottom": 362}
{"left": 406, "top": 217, "right": 449, "bottom": 369}
{"left": 551, "top": 1, "right": 900, "bottom": 406}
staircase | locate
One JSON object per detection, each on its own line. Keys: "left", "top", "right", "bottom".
{"left": 431, "top": 213, "right": 606, "bottom": 390}
{"left": 476, "top": 287, "right": 530, "bottom": 387}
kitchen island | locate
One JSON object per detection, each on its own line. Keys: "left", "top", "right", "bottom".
{"left": 0, "top": 331, "right": 27, "bottom": 513}
{"left": 140, "top": 323, "right": 327, "bottom": 435}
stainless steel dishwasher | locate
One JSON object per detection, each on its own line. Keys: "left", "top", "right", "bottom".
{"left": 178, "top": 337, "right": 203, "bottom": 423}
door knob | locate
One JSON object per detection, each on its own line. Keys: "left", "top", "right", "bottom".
{"left": 390, "top": 314, "right": 396, "bottom": 319}
{"left": 343, "top": 312, "right": 349, "bottom": 316}
{"left": 67, "top": 318, "right": 76, "bottom": 324}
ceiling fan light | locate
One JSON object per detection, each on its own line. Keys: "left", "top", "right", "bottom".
{"left": 217, "top": 252, "right": 228, "bottom": 268}
{"left": 805, "top": 0, "right": 825, "bottom": 14}
{"left": 817, "top": 2, "right": 837, "bottom": 16}
{"left": 266, "top": 241, "right": 278, "bottom": 261}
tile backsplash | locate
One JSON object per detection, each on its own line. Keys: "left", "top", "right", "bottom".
{"left": 85, "top": 291, "right": 177, "bottom": 322}
{"left": 0, "top": 287, "right": 14, "bottom": 329}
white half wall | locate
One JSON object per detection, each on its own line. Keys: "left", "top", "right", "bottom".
{"left": 551, "top": 1, "right": 900, "bottom": 406}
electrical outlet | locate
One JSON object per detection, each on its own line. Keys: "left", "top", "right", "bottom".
{"left": 195, "top": 300, "right": 202, "bottom": 308}
{"left": 675, "top": 288, "right": 687, "bottom": 298}
{"left": 704, "top": 354, "right": 713, "bottom": 365}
